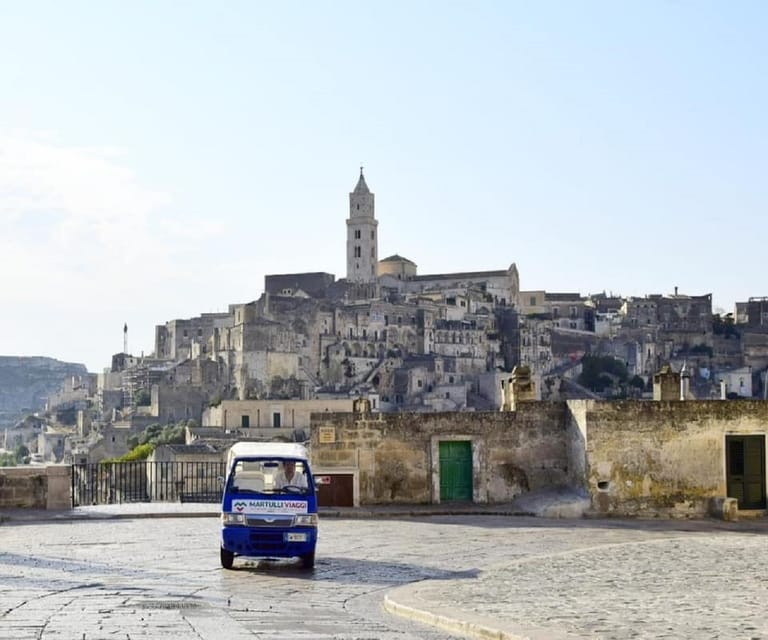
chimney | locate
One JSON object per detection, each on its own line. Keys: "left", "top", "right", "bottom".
{"left": 720, "top": 379, "right": 727, "bottom": 400}
{"left": 680, "top": 362, "right": 690, "bottom": 400}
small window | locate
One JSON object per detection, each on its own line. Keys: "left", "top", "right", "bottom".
{"left": 241, "top": 415, "right": 250, "bottom": 428}
{"left": 355, "top": 229, "right": 361, "bottom": 239}
{"left": 272, "top": 413, "right": 281, "bottom": 428}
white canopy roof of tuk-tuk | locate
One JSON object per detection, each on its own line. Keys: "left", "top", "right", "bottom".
{"left": 227, "top": 442, "right": 309, "bottom": 465}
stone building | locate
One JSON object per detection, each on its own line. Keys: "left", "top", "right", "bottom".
{"left": 154, "top": 313, "right": 232, "bottom": 361}
{"left": 381, "top": 264, "right": 520, "bottom": 310}
{"left": 264, "top": 272, "right": 335, "bottom": 299}
{"left": 378, "top": 254, "right": 417, "bottom": 281}
{"left": 345, "top": 169, "right": 379, "bottom": 302}
{"left": 545, "top": 292, "right": 593, "bottom": 331}
{"left": 743, "top": 297, "right": 768, "bottom": 329}
{"left": 203, "top": 397, "right": 354, "bottom": 440}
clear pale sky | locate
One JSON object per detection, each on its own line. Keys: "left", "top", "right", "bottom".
{"left": 1, "top": 2, "right": 765, "bottom": 372}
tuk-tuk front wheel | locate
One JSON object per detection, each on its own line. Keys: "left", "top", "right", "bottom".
{"left": 221, "top": 547, "right": 234, "bottom": 570}
{"left": 300, "top": 551, "right": 315, "bottom": 570}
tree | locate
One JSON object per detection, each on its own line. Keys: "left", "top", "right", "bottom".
{"left": 578, "top": 355, "right": 629, "bottom": 393}
{"left": 0, "top": 452, "right": 16, "bottom": 467}
{"left": 713, "top": 313, "right": 739, "bottom": 338}
{"left": 14, "top": 444, "right": 29, "bottom": 464}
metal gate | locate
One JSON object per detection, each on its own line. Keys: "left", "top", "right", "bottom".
{"left": 71, "top": 461, "right": 226, "bottom": 507}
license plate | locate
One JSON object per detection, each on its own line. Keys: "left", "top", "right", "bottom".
{"left": 286, "top": 532, "right": 307, "bottom": 542}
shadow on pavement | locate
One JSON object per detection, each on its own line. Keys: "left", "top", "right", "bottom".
{"left": 222, "top": 554, "right": 479, "bottom": 584}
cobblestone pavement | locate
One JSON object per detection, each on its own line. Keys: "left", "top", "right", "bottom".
{"left": 1, "top": 511, "right": 767, "bottom": 639}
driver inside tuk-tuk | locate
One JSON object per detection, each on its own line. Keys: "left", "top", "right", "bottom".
{"left": 273, "top": 460, "right": 308, "bottom": 489}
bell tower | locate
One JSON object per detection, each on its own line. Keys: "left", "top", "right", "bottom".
{"left": 346, "top": 167, "right": 378, "bottom": 284}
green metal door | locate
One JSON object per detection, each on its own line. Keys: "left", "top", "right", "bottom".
{"left": 726, "top": 435, "right": 766, "bottom": 510}
{"left": 439, "top": 440, "right": 473, "bottom": 502}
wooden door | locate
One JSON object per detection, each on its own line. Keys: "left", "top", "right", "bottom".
{"left": 439, "top": 440, "right": 473, "bottom": 502}
{"left": 316, "top": 473, "right": 354, "bottom": 507}
{"left": 726, "top": 435, "right": 766, "bottom": 509}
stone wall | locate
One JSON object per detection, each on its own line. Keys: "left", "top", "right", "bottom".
{"left": 573, "top": 399, "right": 768, "bottom": 518}
{"left": 0, "top": 465, "right": 71, "bottom": 509}
{"left": 152, "top": 385, "right": 208, "bottom": 424}
{"left": 205, "top": 398, "right": 354, "bottom": 431}
{"left": 310, "top": 405, "right": 570, "bottom": 505}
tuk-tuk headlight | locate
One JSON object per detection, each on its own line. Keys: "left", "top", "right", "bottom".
{"left": 294, "top": 514, "right": 318, "bottom": 527}
{"left": 222, "top": 512, "right": 246, "bottom": 525}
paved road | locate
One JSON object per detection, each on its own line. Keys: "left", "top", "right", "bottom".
{"left": 1, "top": 513, "right": 767, "bottom": 639}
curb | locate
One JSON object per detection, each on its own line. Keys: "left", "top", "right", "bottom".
{"left": 383, "top": 585, "right": 564, "bottom": 640}
{"left": 383, "top": 592, "right": 517, "bottom": 640}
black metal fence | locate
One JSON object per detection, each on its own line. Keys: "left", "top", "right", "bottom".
{"left": 71, "top": 461, "right": 227, "bottom": 507}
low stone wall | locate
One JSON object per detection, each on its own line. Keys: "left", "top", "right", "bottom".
{"left": 572, "top": 399, "right": 768, "bottom": 518}
{"left": 310, "top": 406, "right": 572, "bottom": 505}
{"left": 0, "top": 465, "right": 71, "bottom": 509}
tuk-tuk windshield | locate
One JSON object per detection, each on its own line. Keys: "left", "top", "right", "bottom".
{"left": 228, "top": 458, "right": 311, "bottom": 495}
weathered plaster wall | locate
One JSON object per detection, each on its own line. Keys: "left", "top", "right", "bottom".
{"left": 310, "top": 405, "right": 570, "bottom": 505}
{"left": 565, "top": 400, "right": 588, "bottom": 491}
{"left": 582, "top": 400, "right": 768, "bottom": 518}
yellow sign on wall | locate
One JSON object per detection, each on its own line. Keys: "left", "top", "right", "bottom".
{"left": 318, "top": 426, "right": 336, "bottom": 444}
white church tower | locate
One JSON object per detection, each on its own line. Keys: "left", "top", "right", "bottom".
{"left": 346, "top": 167, "right": 379, "bottom": 284}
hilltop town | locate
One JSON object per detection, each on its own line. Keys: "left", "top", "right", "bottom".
{"left": 5, "top": 170, "right": 768, "bottom": 467}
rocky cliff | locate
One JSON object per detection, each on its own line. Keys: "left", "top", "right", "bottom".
{"left": 0, "top": 356, "right": 88, "bottom": 427}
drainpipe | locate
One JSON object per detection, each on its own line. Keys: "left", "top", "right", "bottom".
{"left": 720, "top": 379, "right": 727, "bottom": 400}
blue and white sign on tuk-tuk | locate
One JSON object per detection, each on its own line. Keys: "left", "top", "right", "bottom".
{"left": 220, "top": 442, "right": 318, "bottom": 570}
